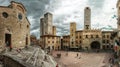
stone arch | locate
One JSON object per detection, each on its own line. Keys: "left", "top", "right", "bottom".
{"left": 90, "top": 41, "right": 100, "bottom": 49}
{"left": 26, "top": 34, "right": 28, "bottom": 45}
{"left": 5, "top": 28, "right": 12, "bottom": 47}
{"left": 5, "top": 28, "right": 12, "bottom": 34}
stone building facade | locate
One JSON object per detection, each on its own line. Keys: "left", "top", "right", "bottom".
{"left": 62, "top": 35, "right": 70, "bottom": 49}
{"left": 40, "top": 35, "right": 61, "bottom": 50}
{"left": 30, "top": 35, "right": 40, "bottom": 46}
{"left": 75, "top": 30, "right": 83, "bottom": 48}
{"left": 0, "top": 1, "right": 30, "bottom": 48}
{"left": 82, "top": 29, "right": 102, "bottom": 49}
{"left": 40, "top": 1, "right": 120, "bottom": 50}
{"left": 62, "top": 7, "right": 114, "bottom": 50}
{"left": 102, "top": 31, "right": 113, "bottom": 49}
{"left": 40, "top": 13, "right": 61, "bottom": 50}
{"left": 52, "top": 26, "right": 56, "bottom": 35}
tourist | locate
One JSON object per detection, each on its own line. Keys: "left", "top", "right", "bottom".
{"left": 111, "top": 57, "right": 114, "bottom": 64}
{"left": 76, "top": 53, "right": 79, "bottom": 57}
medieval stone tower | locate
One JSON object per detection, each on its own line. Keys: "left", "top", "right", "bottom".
{"left": 84, "top": 7, "right": 91, "bottom": 30}
{"left": 44, "top": 12, "right": 53, "bottom": 35}
{"left": 70, "top": 22, "right": 76, "bottom": 48}
{"left": 52, "top": 26, "right": 56, "bottom": 35}
{"left": 40, "top": 12, "right": 53, "bottom": 36}
{"left": 117, "top": 0, "right": 120, "bottom": 30}
{"left": 40, "top": 18, "right": 45, "bottom": 36}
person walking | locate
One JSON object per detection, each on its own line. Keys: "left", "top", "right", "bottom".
{"left": 76, "top": 53, "right": 78, "bottom": 58}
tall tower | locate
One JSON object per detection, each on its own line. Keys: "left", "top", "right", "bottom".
{"left": 70, "top": 22, "right": 76, "bottom": 48}
{"left": 52, "top": 26, "right": 56, "bottom": 35}
{"left": 84, "top": 7, "right": 91, "bottom": 30}
{"left": 44, "top": 12, "right": 53, "bottom": 35}
{"left": 40, "top": 18, "right": 44, "bottom": 36}
{"left": 117, "top": 0, "right": 120, "bottom": 30}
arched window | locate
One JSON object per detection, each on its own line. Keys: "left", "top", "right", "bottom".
{"left": 86, "top": 35, "right": 88, "bottom": 38}
{"left": 102, "top": 40, "right": 105, "bottom": 43}
{"left": 107, "top": 35, "right": 109, "bottom": 38}
{"left": 103, "top": 35, "right": 105, "bottom": 38}
{"left": 96, "top": 35, "right": 99, "bottom": 38}
{"left": 79, "top": 36, "right": 81, "bottom": 38}
{"left": 91, "top": 35, "right": 93, "bottom": 38}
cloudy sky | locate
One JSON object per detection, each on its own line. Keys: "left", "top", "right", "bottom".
{"left": 0, "top": 0, "right": 118, "bottom": 39}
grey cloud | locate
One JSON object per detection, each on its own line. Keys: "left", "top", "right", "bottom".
{"left": 53, "top": 14, "right": 71, "bottom": 36}
{"left": 88, "top": 0, "right": 105, "bottom": 8}
{"left": 30, "top": 28, "right": 40, "bottom": 39}
{"left": 10, "top": 0, "right": 51, "bottom": 38}
{"left": 31, "top": 22, "right": 40, "bottom": 31}
{"left": 0, "top": 0, "right": 10, "bottom": 5}
{"left": 46, "top": 0, "right": 61, "bottom": 12}
{"left": 0, "top": 0, "right": 6, "bottom": 4}
{"left": 0, "top": 0, "right": 115, "bottom": 38}
{"left": 88, "top": 0, "right": 105, "bottom": 17}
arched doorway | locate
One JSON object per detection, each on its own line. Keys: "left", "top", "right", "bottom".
{"left": 5, "top": 28, "right": 12, "bottom": 47}
{"left": 26, "top": 37, "right": 28, "bottom": 45}
{"left": 5, "top": 34, "right": 11, "bottom": 47}
{"left": 90, "top": 41, "right": 100, "bottom": 49}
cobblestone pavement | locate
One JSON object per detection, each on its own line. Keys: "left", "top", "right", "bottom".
{"left": 52, "top": 51, "right": 117, "bottom": 67}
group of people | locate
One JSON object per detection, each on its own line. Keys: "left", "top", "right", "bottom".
{"left": 109, "top": 57, "right": 115, "bottom": 67}
{"left": 108, "top": 54, "right": 120, "bottom": 67}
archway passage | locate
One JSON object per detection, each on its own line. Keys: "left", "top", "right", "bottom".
{"left": 26, "top": 37, "right": 28, "bottom": 45}
{"left": 5, "top": 34, "right": 11, "bottom": 47}
{"left": 90, "top": 41, "right": 100, "bottom": 49}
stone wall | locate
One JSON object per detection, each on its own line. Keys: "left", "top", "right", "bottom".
{"left": 0, "top": 1, "right": 30, "bottom": 48}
